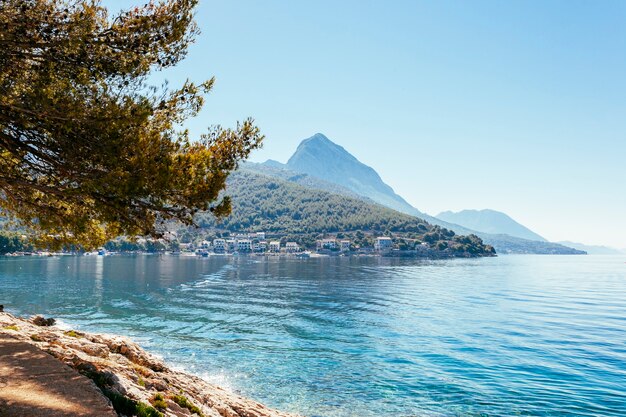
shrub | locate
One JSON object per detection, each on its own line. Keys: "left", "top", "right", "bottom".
{"left": 171, "top": 394, "right": 204, "bottom": 416}
{"left": 150, "top": 393, "right": 167, "bottom": 411}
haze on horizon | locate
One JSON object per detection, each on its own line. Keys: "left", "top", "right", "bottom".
{"left": 103, "top": 0, "right": 626, "bottom": 248}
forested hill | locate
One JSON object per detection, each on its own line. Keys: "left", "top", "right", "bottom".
{"left": 194, "top": 168, "right": 495, "bottom": 257}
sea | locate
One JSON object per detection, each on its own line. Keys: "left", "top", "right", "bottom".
{"left": 1, "top": 254, "right": 625, "bottom": 416}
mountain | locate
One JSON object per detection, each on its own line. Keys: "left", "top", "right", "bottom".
{"left": 436, "top": 209, "right": 547, "bottom": 242}
{"left": 262, "top": 159, "right": 286, "bottom": 169}
{"left": 284, "top": 133, "right": 427, "bottom": 218}
{"left": 481, "top": 235, "right": 583, "bottom": 255}
{"left": 244, "top": 162, "right": 368, "bottom": 200}
{"left": 262, "top": 134, "right": 584, "bottom": 255}
{"left": 556, "top": 241, "right": 624, "bottom": 255}
{"left": 192, "top": 168, "right": 496, "bottom": 258}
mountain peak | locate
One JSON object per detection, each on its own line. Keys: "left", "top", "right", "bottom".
{"left": 285, "top": 133, "right": 426, "bottom": 218}
{"left": 289, "top": 133, "right": 354, "bottom": 162}
{"left": 305, "top": 132, "right": 331, "bottom": 143}
{"left": 261, "top": 159, "right": 286, "bottom": 169}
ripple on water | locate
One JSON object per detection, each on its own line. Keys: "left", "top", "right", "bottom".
{"left": 1, "top": 255, "right": 626, "bottom": 416}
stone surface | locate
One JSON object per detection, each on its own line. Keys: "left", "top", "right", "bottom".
{"left": 0, "top": 333, "right": 117, "bottom": 417}
{"left": 0, "top": 312, "right": 300, "bottom": 417}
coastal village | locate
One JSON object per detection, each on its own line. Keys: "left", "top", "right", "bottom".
{"left": 3, "top": 231, "right": 440, "bottom": 257}
{"left": 188, "top": 232, "right": 396, "bottom": 256}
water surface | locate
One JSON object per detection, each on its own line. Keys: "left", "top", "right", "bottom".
{"left": 1, "top": 254, "right": 625, "bottom": 416}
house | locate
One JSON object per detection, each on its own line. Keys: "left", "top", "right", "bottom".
{"left": 316, "top": 238, "right": 337, "bottom": 251}
{"left": 285, "top": 242, "right": 300, "bottom": 253}
{"left": 374, "top": 237, "right": 393, "bottom": 251}
{"left": 237, "top": 239, "right": 252, "bottom": 252}
{"left": 269, "top": 241, "right": 281, "bottom": 253}
{"left": 199, "top": 240, "right": 211, "bottom": 249}
{"left": 340, "top": 240, "right": 351, "bottom": 252}
{"left": 179, "top": 242, "right": 193, "bottom": 252}
{"left": 213, "top": 238, "right": 226, "bottom": 253}
{"left": 253, "top": 241, "right": 267, "bottom": 252}
{"left": 225, "top": 239, "right": 237, "bottom": 252}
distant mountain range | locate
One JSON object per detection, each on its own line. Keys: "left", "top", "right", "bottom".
{"left": 556, "top": 241, "right": 624, "bottom": 255}
{"left": 436, "top": 209, "right": 547, "bottom": 242}
{"left": 260, "top": 133, "right": 585, "bottom": 255}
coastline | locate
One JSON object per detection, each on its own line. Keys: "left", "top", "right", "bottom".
{"left": 0, "top": 311, "right": 300, "bottom": 417}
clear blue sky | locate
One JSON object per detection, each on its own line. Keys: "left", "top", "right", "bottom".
{"left": 105, "top": 1, "right": 626, "bottom": 248}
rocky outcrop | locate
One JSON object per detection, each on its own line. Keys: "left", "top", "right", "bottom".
{"left": 0, "top": 312, "right": 300, "bottom": 417}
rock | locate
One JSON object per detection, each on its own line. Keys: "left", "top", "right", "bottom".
{"left": 67, "top": 341, "right": 109, "bottom": 358}
{"left": 149, "top": 378, "right": 168, "bottom": 392}
{"left": 32, "top": 315, "right": 56, "bottom": 326}
{"left": 0, "top": 311, "right": 301, "bottom": 417}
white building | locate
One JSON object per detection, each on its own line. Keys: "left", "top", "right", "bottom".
{"left": 374, "top": 237, "right": 393, "bottom": 251}
{"left": 213, "top": 238, "right": 226, "bottom": 252}
{"left": 199, "top": 240, "right": 211, "bottom": 249}
{"left": 340, "top": 240, "right": 351, "bottom": 252}
{"left": 254, "top": 241, "right": 267, "bottom": 252}
{"left": 317, "top": 238, "right": 337, "bottom": 251}
{"left": 226, "top": 239, "right": 237, "bottom": 252}
{"left": 269, "top": 241, "right": 281, "bottom": 253}
{"left": 237, "top": 239, "right": 252, "bottom": 252}
{"left": 285, "top": 242, "right": 300, "bottom": 253}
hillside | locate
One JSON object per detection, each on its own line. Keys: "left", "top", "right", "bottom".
{"left": 436, "top": 209, "right": 547, "bottom": 242}
{"left": 244, "top": 162, "right": 368, "bottom": 201}
{"left": 193, "top": 168, "right": 495, "bottom": 257}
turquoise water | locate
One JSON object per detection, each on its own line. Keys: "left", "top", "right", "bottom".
{"left": 1, "top": 254, "right": 625, "bottom": 416}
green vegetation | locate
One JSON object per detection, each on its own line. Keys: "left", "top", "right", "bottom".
{"left": 150, "top": 393, "right": 168, "bottom": 411}
{"left": 0, "top": 233, "right": 29, "bottom": 255}
{"left": 81, "top": 368, "right": 163, "bottom": 417}
{"left": 135, "top": 402, "right": 164, "bottom": 417}
{"left": 171, "top": 394, "right": 204, "bottom": 416}
{"left": 196, "top": 170, "right": 431, "bottom": 234}
{"left": 188, "top": 169, "right": 495, "bottom": 257}
{"left": 64, "top": 330, "right": 81, "bottom": 338}
{"left": 30, "top": 334, "right": 44, "bottom": 342}
{"left": 3, "top": 325, "right": 19, "bottom": 331}
{"left": 0, "top": 0, "right": 262, "bottom": 249}
{"left": 107, "top": 393, "right": 162, "bottom": 417}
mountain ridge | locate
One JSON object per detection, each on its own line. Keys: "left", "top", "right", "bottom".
{"left": 436, "top": 209, "right": 547, "bottom": 242}
{"left": 556, "top": 241, "right": 624, "bottom": 255}
{"left": 283, "top": 133, "right": 427, "bottom": 218}
{"left": 261, "top": 133, "right": 585, "bottom": 255}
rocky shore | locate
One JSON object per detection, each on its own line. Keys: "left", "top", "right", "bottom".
{"left": 0, "top": 311, "right": 299, "bottom": 417}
